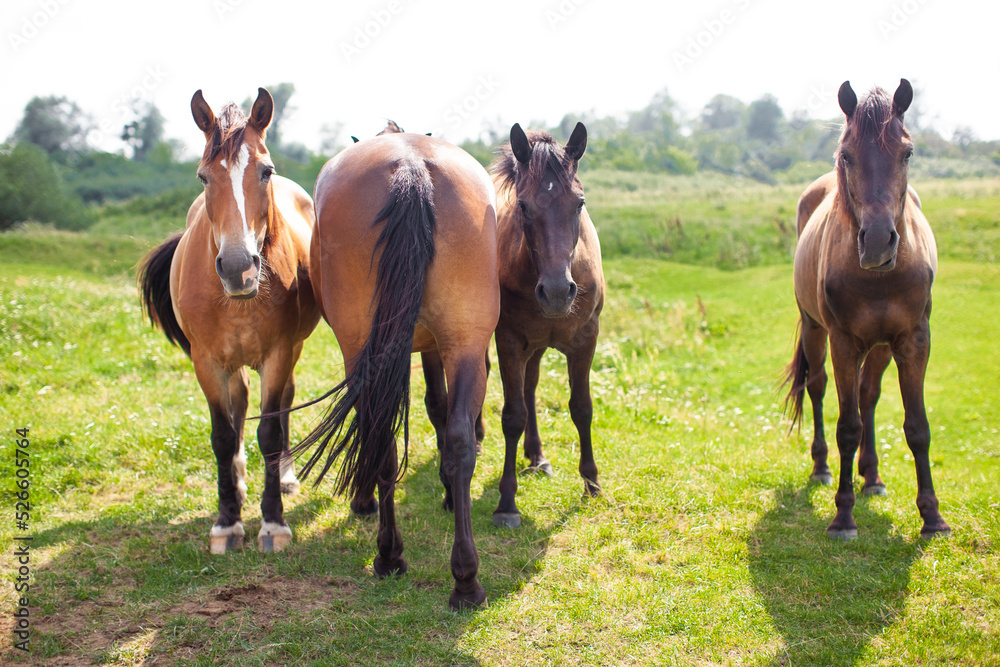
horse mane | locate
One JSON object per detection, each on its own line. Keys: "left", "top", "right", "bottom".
{"left": 491, "top": 130, "right": 577, "bottom": 202}
{"left": 842, "top": 87, "right": 908, "bottom": 153}
{"left": 202, "top": 103, "right": 250, "bottom": 166}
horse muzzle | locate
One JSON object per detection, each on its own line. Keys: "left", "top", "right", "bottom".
{"left": 857, "top": 224, "right": 898, "bottom": 272}
{"left": 535, "top": 275, "right": 578, "bottom": 318}
{"left": 216, "top": 250, "right": 261, "bottom": 298}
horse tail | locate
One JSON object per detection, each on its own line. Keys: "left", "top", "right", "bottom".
{"left": 781, "top": 320, "right": 807, "bottom": 431}
{"left": 137, "top": 232, "right": 190, "bottom": 356}
{"left": 296, "top": 161, "right": 436, "bottom": 497}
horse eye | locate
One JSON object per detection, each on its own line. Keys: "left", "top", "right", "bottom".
{"left": 197, "top": 174, "right": 208, "bottom": 185}
{"left": 904, "top": 149, "right": 913, "bottom": 161}
{"left": 841, "top": 153, "right": 851, "bottom": 167}
{"left": 577, "top": 200, "right": 585, "bottom": 212}
{"left": 261, "top": 166, "right": 274, "bottom": 183}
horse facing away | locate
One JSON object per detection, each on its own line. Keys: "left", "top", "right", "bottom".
{"left": 784, "top": 78, "right": 950, "bottom": 540}
{"left": 297, "top": 131, "right": 499, "bottom": 609}
{"left": 138, "top": 88, "right": 320, "bottom": 554}
{"left": 489, "top": 122, "right": 605, "bottom": 528}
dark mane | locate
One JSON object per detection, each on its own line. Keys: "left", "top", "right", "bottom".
{"left": 491, "top": 130, "right": 577, "bottom": 200}
{"left": 202, "top": 103, "right": 249, "bottom": 166}
{"left": 842, "top": 87, "right": 908, "bottom": 152}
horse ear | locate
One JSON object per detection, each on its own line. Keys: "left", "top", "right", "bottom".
{"left": 351, "top": 136, "right": 360, "bottom": 144}
{"left": 565, "top": 122, "right": 588, "bottom": 161}
{"left": 249, "top": 87, "right": 274, "bottom": 133}
{"left": 893, "top": 78, "right": 913, "bottom": 117}
{"left": 838, "top": 81, "right": 857, "bottom": 119}
{"left": 191, "top": 90, "right": 215, "bottom": 134}
{"left": 510, "top": 123, "right": 532, "bottom": 165}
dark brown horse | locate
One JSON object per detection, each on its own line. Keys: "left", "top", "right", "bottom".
{"left": 298, "top": 131, "right": 498, "bottom": 609}
{"left": 785, "top": 79, "right": 950, "bottom": 540}
{"left": 138, "top": 88, "right": 320, "bottom": 554}
{"left": 488, "top": 123, "right": 605, "bottom": 528}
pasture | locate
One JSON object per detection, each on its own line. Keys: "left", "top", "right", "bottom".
{"left": 1, "top": 171, "right": 998, "bottom": 665}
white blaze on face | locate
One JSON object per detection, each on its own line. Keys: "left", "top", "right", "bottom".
{"left": 229, "top": 144, "right": 251, "bottom": 235}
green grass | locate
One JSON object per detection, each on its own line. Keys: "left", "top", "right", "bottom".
{"left": 1, "top": 174, "right": 998, "bottom": 665}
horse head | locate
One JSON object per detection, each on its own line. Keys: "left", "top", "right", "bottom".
{"left": 191, "top": 88, "right": 276, "bottom": 298}
{"left": 507, "top": 122, "right": 588, "bottom": 317}
{"left": 836, "top": 79, "right": 914, "bottom": 271}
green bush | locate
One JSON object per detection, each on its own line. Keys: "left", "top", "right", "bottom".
{"left": 0, "top": 143, "right": 93, "bottom": 231}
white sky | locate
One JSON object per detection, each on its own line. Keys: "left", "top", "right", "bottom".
{"left": 2, "top": 0, "right": 997, "bottom": 158}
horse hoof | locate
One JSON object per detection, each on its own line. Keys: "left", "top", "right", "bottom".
{"left": 863, "top": 484, "right": 887, "bottom": 497}
{"left": 373, "top": 555, "right": 408, "bottom": 578}
{"left": 493, "top": 512, "right": 521, "bottom": 529}
{"left": 449, "top": 584, "right": 487, "bottom": 611}
{"left": 811, "top": 472, "right": 834, "bottom": 485}
{"left": 209, "top": 522, "right": 245, "bottom": 555}
{"left": 827, "top": 527, "right": 858, "bottom": 542}
{"left": 521, "top": 459, "right": 554, "bottom": 477}
{"left": 920, "top": 525, "right": 952, "bottom": 540}
{"left": 350, "top": 497, "right": 379, "bottom": 518}
{"left": 258, "top": 522, "right": 292, "bottom": 553}
{"left": 583, "top": 480, "right": 602, "bottom": 498}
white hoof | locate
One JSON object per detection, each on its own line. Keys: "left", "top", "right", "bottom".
{"left": 258, "top": 521, "right": 292, "bottom": 553}
{"left": 209, "top": 522, "right": 245, "bottom": 554}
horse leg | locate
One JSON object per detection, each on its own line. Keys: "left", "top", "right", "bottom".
{"left": 229, "top": 368, "right": 250, "bottom": 508}
{"left": 277, "top": 342, "right": 303, "bottom": 497}
{"left": 193, "top": 353, "right": 244, "bottom": 554}
{"left": 568, "top": 334, "right": 600, "bottom": 497}
{"left": 372, "top": 444, "right": 407, "bottom": 576}
{"left": 422, "top": 350, "right": 454, "bottom": 511}
{"left": 523, "top": 348, "right": 553, "bottom": 475}
{"left": 474, "top": 350, "right": 490, "bottom": 447}
{"left": 441, "top": 352, "right": 488, "bottom": 609}
{"left": 827, "top": 331, "right": 864, "bottom": 541}
{"left": 255, "top": 349, "right": 295, "bottom": 553}
{"left": 801, "top": 312, "right": 832, "bottom": 484}
{"left": 893, "top": 324, "right": 950, "bottom": 538}
{"left": 494, "top": 331, "right": 528, "bottom": 528}
{"left": 858, "top": 344, "right": 892, "bottom": 496}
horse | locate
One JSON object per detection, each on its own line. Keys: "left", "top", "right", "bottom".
{"left": 486, "top": 122, "right": 605, "bottom": 529}
{"left": 784, "top": 78, "right": 950, "bottom": 540}
{"left": 137, "top": 88, "right": 320, "bottom": 554}
{"left": 296, "top": 130, "right": 499, "bottom": 609}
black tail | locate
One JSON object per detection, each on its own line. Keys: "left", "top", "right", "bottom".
{"left": 137, "top": 232, "right": 190, "bottom": 356}
{"left": 295, "top": 162, "right": 436, "bottom": 496}
{"left": 781, "top": 321, "right": 808, "bottom": 431}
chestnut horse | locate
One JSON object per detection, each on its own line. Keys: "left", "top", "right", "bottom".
{"left": 297, "top": 131, "right": 498, "bottom": 609}
{"left": 138, "top": 88, "right": 320, "bottom": 554}
{"left": 785, "top": 79, "right": 950, "bottom": 540}
{"left": 489, "top": 123, "right": 605, "bottom": 528}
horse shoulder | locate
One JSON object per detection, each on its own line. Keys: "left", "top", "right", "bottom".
{"left": 186, "top": 192, "right": 206, "bottom": 229}
{"left": 793, "top": 194, "right": 838, "bottom": 325}
{"left": 905, "top": 200, "right": 937, "bottom": 277}
{"left": 796, "top": 171, "right": 837, "bottom": 238}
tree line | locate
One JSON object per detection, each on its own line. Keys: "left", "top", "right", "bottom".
{"left": 2, "top": 83, "right": 997, "bottom": 232}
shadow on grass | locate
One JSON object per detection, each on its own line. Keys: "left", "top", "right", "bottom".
{"left": 8, "top": 451, "right": 574, "bottom": 666}
{"left": 748, "top": 483, "right": 922, "bottom": 666}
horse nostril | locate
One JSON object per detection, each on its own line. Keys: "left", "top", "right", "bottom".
{"left": 889, "top": 229, "right": 899, "bottom": 246}
{"left": 215, "top": 256, "right": 224, "bottom": 278}
{"left": 858, "top": 229, "right": 866, "bottom": 246}
{"left": 567, "top": 282, "right": 578, "bottom": 303}
{"left": 535, "top": 283, "right": 546, "bottom": 305}
{"left": 253, "top": 255, "right": 261, "bottom": 271}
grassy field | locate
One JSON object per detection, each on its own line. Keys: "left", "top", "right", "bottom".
{"left": 1, "top": 173, "right": 998, "bottom": 665}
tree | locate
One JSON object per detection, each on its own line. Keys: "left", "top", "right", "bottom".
{"left": 746, "top": 94, "right": 784, "bottom": 143}
{"left": 11, "top": 96, "right": 90, "bottom": 162}
{"left": 0, "top": 143, "right": 91, "bottom": 231}
{"left": 121, "top": 102, "right": 165, "bottom": 162}
{"left": 700, "top": 94, "right": 745, "bottom": 131}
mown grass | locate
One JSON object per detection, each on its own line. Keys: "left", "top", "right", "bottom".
{"left": 1, "top": 174, "right": 998, "bottom": 665}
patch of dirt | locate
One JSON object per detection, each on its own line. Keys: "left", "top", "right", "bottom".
{"left": 2, "top": 575, "right": 358, "bottom": 664}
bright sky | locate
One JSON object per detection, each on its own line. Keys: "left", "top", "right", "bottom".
{"left": 3, "top": 0, "right": 997, "bottom": 158}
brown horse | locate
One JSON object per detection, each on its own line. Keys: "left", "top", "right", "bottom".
{"left": 297, "top": 131, "right": 498, "bottom": 609}
{"left": 785, "top": 78, "right": 950, "bottom": 540}
{"left": 138, "top": 88, "right": 320, "bottom": 554}
{"left": 488, "top": 123, "right": 605, "bottom": 528}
